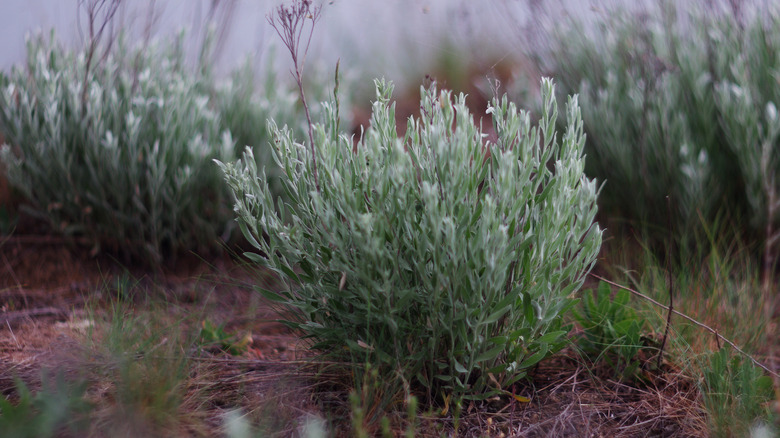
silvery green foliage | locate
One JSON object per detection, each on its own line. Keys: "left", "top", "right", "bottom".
{"left": 218, "top": 78, "right": 602, "bottom": 400}
{"left": 541, "top": 8, "right": 721, "bottom": 241}
{"left": 710, "top": 19, "right": 780, "bottom": 278}
{"left": 0, "top": 33, "right": 232, "bottom": 262}
{"left": 215, "top": 59, "right": 353, "bottom": 205}
{"left": 716, "top": 80, "right": 780, "bottom": 242}
{"left": 214, "top": 61, "right": 300, "bottom": 206}
{"left": 542, "top": 3, "right": 780, "bottom": 261}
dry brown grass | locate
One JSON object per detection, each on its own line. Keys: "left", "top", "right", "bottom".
{"left": 0, "top": 246, "right": 722, "bottom": 437}
{"left": 376, "top": 351, "right": 707, "bottom": 438}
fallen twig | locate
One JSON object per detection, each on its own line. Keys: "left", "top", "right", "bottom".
{"left": 1, "top": 307, "right": 70, "bottom": 326}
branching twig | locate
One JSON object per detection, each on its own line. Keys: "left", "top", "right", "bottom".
{"left": 267, "top": 0, "right": 322, "bottom": 192}
{"left": 131, "top": 0, "right": 158, "bottom": 93}
{"left": 589, "top": 273, "right": 780, "bottom": 379}
{"left": 77, "top": 0, "right": 122, "bottom": 118}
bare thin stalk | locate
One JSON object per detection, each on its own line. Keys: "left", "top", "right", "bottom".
{"left": 657, "top": 195, "right": 674, "bottom": 368}
{"left": 77, "top": 0, "right": 121, "bottom": 118}
{"left": 132, "top": 0, "right": 157, "bottom": 93}
{"left": 714, "top": 329, "right": 721, "bottom": 350}
{"left": 761, "top": 140, "right": 778, "bottom": 301}
{"left": 589, "top": 273, "right": 779, "bottom": 379}
{"left": 267, "top": 0, "right": 322, "bottom": 192}
{"left": 333, "top": 59, "right": 340, "bottom": 135}
{"left": 763, "top": 204, "right": 778, "bottom": 313}
{"left": 201, "top": 0, "right": 237, "bottom": 67}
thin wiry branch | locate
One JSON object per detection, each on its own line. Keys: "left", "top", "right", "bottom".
{"left": 267, "top": 0, "right": 323, "bottom": 192}
{"left": 657, "top": 195, "right": 674, "bottom": 368}
{"left": 77, "top": 0, "right": 122, "bottom": 118}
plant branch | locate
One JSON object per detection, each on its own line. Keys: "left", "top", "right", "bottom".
{"left": 657, "top": 195, "right": 674, "bottom": 368}
{"left": 78, "top": 0, "right": 121, "bottom": 118}
{"left": 267, "top": 0, "right": 322, "bottom": 192}
{"left": 761, "top": 139, "right": 778, "bottom": 300}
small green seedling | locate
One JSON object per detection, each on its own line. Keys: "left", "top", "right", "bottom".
{"left": 198, "top": 319, "right": 252, "bottom": 356}
{"left": 573, "top": 281, "right": 651, "bottom": 380}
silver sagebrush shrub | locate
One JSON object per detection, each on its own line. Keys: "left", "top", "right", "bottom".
{"left": 543, "top": 4, "right": 780, "bottom": 272}
{"left": 0, "top": 33, "right": 236, "bottom": 263}
{"left": 218, "top": 78, "right": 602, "bottom": 401}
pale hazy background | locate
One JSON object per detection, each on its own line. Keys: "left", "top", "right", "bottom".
{"left": 0, "top": 0, "right": 634, "bottom": 89}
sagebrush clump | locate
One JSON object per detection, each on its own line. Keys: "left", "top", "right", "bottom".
{"left": 0, "top": 32, "right": 327, "bottom": 263}
{"left": 219, "top": 77, "right": 602, "bottom": 404}
{"left": 541, "top": 3, "right": 779, "bottom": 286}
{"left": 0, "top": 33, "right": 234, "bottom": 262}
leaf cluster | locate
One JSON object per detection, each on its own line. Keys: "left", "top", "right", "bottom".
{"left": 573, "top": 281, "right": 652, "bottom": 380}
{"left": 197, "top": 319, "right": 252, "bottom": 356}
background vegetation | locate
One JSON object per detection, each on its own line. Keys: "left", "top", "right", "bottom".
{"left": 533, "top": 1, "right": 779, "bottom": 291}
{"left": 0, "top": 0, "right": 776, "bottom": 437}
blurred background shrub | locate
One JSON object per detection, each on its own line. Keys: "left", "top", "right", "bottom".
{"left": 0, "top": 32, "right": 234, "bottom": 263}
{"left": 531, "top": 2, "right": 779, "bottom": 286}
{"left": 0, "top": 30, "right": 345, "bottom": 264}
